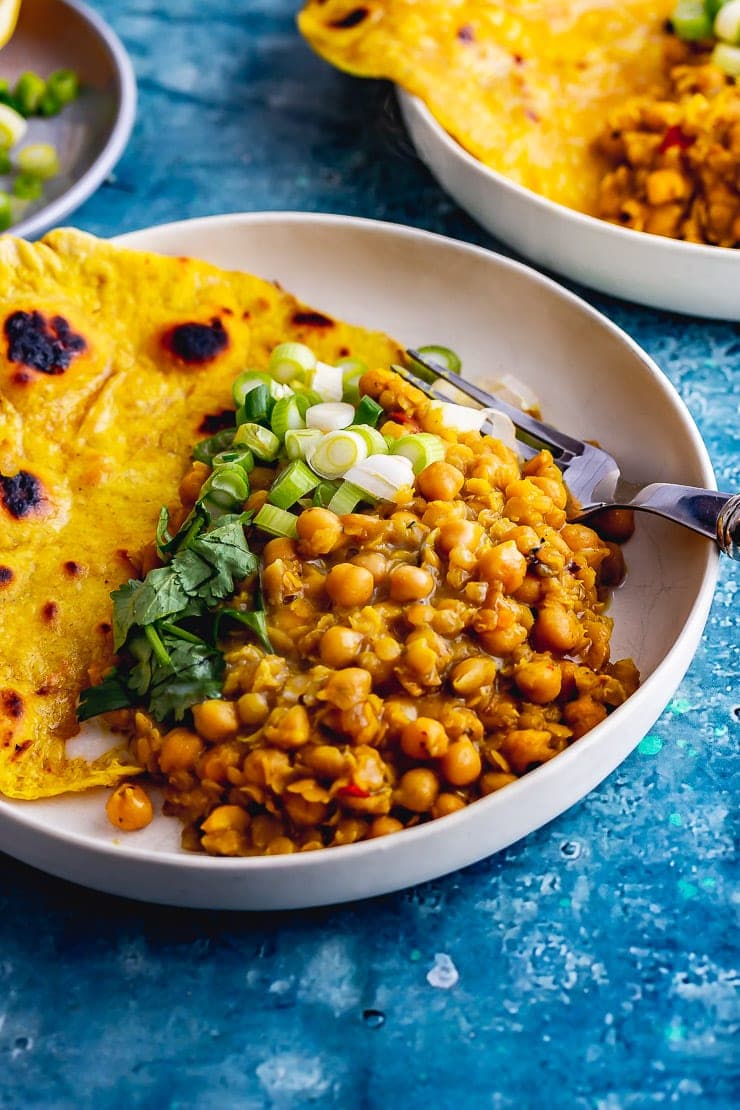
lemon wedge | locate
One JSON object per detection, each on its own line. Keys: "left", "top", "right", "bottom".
{"left": 0, "top": 0, "right": 21, "bottom": 48}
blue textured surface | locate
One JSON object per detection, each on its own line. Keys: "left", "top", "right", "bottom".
{"left": 1, "top": 3, "right": 738, "bottom": 1106}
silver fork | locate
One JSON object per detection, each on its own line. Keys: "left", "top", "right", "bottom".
{"left": 402, "top": 351, "right": 740, "bottom": 560}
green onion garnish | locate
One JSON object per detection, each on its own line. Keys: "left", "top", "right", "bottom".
{"left": 271, "top": 395, "right": 306, "bottom": 441}
{"left": 198, "top": 465, "right": 249, "bottom": 516}
{"left": 238, "top": 383, "right": 273, "bottom": 426}
{"left": 0, "top": 104, "right": 27, "bottom": 148}
{"left": 284, "top": 428, "right": 322, "bottom": 460}
{"left": 0, "top": 191, "right": 11, "bottom": 232}
{"left": 233, "top": 422, "right": 280, "bottom": 462}
{"left": 391, "top": 433, "right": 446, "bottom": 474}
{"left": 327, "top": 480, "right": 369, "bottom": 515}
{"left": 269, "top": 341, "right": 317, "bottom": 384}
{"left": 232, "top": 370, "right": 273, "bottom": 407}
{"left": 13, "top": 72, "right": 46, "bottom": 116}
{"left": 253, "top": 503, "right": 299, "bottom": 539}
{"left": 192, "top": 427, "right": 236, "bottom": 464}
{"left": 347, "top": 424, "right": 388, "bottom": 455}
{"left": 17, "top": 142, "right": 59, "bottom": 179}
{"left": 12, "top": 172, "right": 42, "bottom": 200}
{"left": 0, "top": 148, "right": 10, "bottom": 175}
{"left": 211, "top": 447, "right": 255, "bottom": 473}
{"left": 671, "top": 0, "right": 714, "bottom": 39}
{"left": 712, "top": 39, "right": 740, "bottom": 71}
{"left": 409, "top": 344, "right": 462, "bottom": 383}
{"left": 353, "top": 395, "right": 384, "bottom": 428}
{"left": 308, "top": 429, "right": 369, "bottom": 479}
{"left": 268, "top": 460, "right": 320, "bottom": 510}
{"left": 312, "top": 479, "right": 340, "bottom": 507}
{"left": 46, "top": 69, "right": 80, "bottom": 108}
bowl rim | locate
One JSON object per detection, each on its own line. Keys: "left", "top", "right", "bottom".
{"left": 11, "top": 0, "right": 137, "bottom": 240}
{"left": 397, "top": 88, "right": 740, "bottom": 264}
{"left": 0, "top": 210, "right": 720, "bottom": 885}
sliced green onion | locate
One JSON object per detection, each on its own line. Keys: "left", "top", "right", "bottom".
{"left": 313, "top": 479, "right": 340, "bottom": 507}
{"left": 13, "top": 72, "right": 46, "bottom": 116}
{"left": 305, "top": 401, "right": 355, "bottom": 433}
{"left": 233, "top": 422, "right": 281, "bottom": 461}
{"left": 391, "top": 433, "right": 446, "bottom": 474}
{"left": 327, "top": 481, "right": 369, "bottom": 515}
{"left": 344, "top": 453, "right": 415, "bottom": 501}
{"left": 0, "top": 191, "right": 11, "bottom": 232}
{"left": 408, "top": 345, "right": 462, "bottom": 383}
{"left": 712, "top": 39, "right": 740, "bottom": 70}
{"left": 268, "top": 460, "right": 320, "bottom": 509}
{"left": 269, "top": 341, "right": 316, "bottom": 384}
{"left": 212, "top": 447, "right": 255, "bottom": 473}
{"left": 237, "top": 384, "right": 273, "bottom": 426}
{"left": 38, "top": 90, "right": 62, "bottom": 117}
{"left": 232, "top": 370, "right": 273, "bottom": 407}
{"left": 339, "top": 357, "right": 367, "bottom": 403}
{"left": 347, "top": 424, "right": 388, "bottom": 455}
{"left": 291, "top": 386, "right": 322, "bottom": 409}
{"left": 198, "top": 465, "right": 249, "bottom": 514}
{"left": 192, "top": 427, "right": 235, "bottom": 464}
{"left": 308, "top": 361, "right": 344, "bottom": 402}
{"left": 353, "top": 395, "right": 384, "bottom": 428}
{"left": 715, "top": 0, "right": 740, "bottom": 40}
{"left": 12, "top": 173, "right": 42, "bottom": 200}
{"left": 308, "top": 430, "right": 368, "bottom": 478}
{"left": 271, "top": 395, "right": 305, "bottom": 440}
{"left": 671, "top": 0, "right": 713, "bottom": 39}
{"left": 0, "top": 104, "right": 27, "bottom": 148}
{"left": 338, "top": 356, "right": 368, "bottom": 377}
{"left": 46, "top": 69, "right": 79, "bottom": 108}
{"left": 17, "top": 142, "right": 59, "bottom": 179}
{"left": 0, "top": 148, "right": 10, "bottom": 175}
{"left": 285, "top": 427, "right": 323, "bottom": 460}
{"left": 254, "top": 504, "right": 299, "bottom": 539}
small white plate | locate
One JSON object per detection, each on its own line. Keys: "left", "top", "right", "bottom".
{"left": 398, "top": 90, "right": 740, "bottom": 321}
{"left": 0, "top": 212, "right": 719, "bottom": 909}
{"left": 0, "top": 0, "right": 136, "bottom": 239}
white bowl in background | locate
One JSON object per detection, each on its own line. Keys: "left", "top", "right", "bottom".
{"left": 398, "top": 90, "right": 740, "bottom": 321}
{"left": 0, "top": 212, "right": 719, "bottom": 909}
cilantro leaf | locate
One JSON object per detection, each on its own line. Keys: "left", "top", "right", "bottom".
{"left": 146, "top": 637, "right": 224, "bottom": 721}
{"left": 174, "top": 513, "right": 257, "bottom": 606}
{"left": 214, "top": 608, "right": 274, "bottom": 654}
{"left": 77, "top": 669, "right": 135, "bottom": 720}
{"left": 111, "top": 569, "right": 191, "bottom": 649}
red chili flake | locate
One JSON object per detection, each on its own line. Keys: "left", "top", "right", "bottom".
{"left": 659, "top": 126, "right": 694, "bottom": 154}
{"left": 389, "top": 411, "right": 420, "bottom": 430}
{"left": 337, "top": 782, "right": 370, "bottom": 798}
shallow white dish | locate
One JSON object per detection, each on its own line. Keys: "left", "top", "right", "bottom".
{"left": 1, "top": 0, "right": 136, "bottom": 239}
{"left": 0, "top": 212, "right": 719, "bottom": 909}
{"left": 398, "top": 90, "right": 740, "bottom": 321}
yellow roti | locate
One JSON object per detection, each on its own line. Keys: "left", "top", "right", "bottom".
{"left": 298, "top": 0, "right": 674, "bottom": 212}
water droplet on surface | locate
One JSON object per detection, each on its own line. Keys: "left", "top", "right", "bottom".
{"left": 362, "top": 1008, "right": 385, "bottom": 1028}
{"left": 560, "top": 840, "right": 581, "bottom": 860}
{"left": 426, "top": 952, "right": 459, "bottom": 989}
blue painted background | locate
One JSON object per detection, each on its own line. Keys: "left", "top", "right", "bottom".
{"left": 1, "top": 2, "right": 737, "bottom": 1106}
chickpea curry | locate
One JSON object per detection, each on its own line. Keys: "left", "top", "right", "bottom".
{"left": 93, "top": 347, "right": 640, "bottom": 856}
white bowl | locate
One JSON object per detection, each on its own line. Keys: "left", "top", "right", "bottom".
{"left": 0, "top": 212, "right": 719, "bottom": 909}
{"left": 398, "top": 90, "right": 740, "bottom": 320}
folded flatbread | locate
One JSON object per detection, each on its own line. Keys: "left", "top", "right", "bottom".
{"left": 0, "top": 229, "right": 401, "bottom": 798}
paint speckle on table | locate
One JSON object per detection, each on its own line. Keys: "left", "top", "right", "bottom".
{"left": 0, "top": 1, "right": 736, "bottom": 1107}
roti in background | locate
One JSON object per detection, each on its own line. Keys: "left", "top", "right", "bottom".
{"left": 0, "top": 228, "right": 401, "bottom": 799}
{"left": 298, "top": 0, "right": 674, "bottom": 212}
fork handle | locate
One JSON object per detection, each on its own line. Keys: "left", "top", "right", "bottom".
{"left": 631, "top": 484, "right": 740, "bottom": 559}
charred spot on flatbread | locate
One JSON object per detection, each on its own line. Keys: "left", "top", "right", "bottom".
{"left": 63, "top": 560, "right": 84, "bottom": 578}
{"left": 1, "top": 689, "right": 24, "bottom": 721}
{"left": 41, "top": 601, "right": 58, "bottom": 623}
{"left": 0, "top": 469, "right": 48, "bottom": 519}
{"left": 291, "top": 309, "right": 335, "bottom": 328}
{"left": 163, "top": 317, "right": 229, "bottom": 365}
{"left": 0, "top": 566, "right": 13, "bottom": 588}
{"left": 4, "top": 311, "right": 86, "bottom": 377}
{"left": 199, "top": 409, "right": 235, "bottom": 434}
{"left": 330, "top": 7, "right": 369, "bottom": 28}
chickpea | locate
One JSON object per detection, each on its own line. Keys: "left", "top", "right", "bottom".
{"left": 368, "top": 816, "right": 405, "bottom": 838}
{"left": 198, "top": 742, "right": 242, "bottom": 784}
{"left": 450, "top": 656, "right": 497, "bottom": 696}
{"left": 326, "top": 562, "right": 374, "bottom": 607}
{"left": 201, "top": 805, "right": 250, "bottom": 835}
{"left": 400, "top": 717, "right": 450, "bottom": 760}
{"left": 436, "top": 518, "right": 483, "bottom": 555}
{"left": 297, "top": 507, "right": 342, "bottom": 556}
{"left": 263, "top": 536, "right": 298, "bottom": 564}
{"left": 263, "top": 704, "right": 311, "bottom": 749}
{"left": 480, "top": 771, "right": 518, "bottom": 794}
{"left": 534, "top": 605, "right": 583, "bottom": 654}
{"left": 320, "top": 625, "right": 364, "bottom": 668}
{"left": 477, "top": 540, "right": 527, "bottom": 592}
{"left": 158, "top": 728, "right": 204, "bottom": 774}
{"left": 237, "top": 691, "right": 270, "bottom": 727}
{"left": 321, "top": 667, "right": 372, "bottom": 709}
{"left": 591, "top": 507, "right": 635, "bottom": 544}
{"left": 418, "top": 461, "right": 465, "bottom": 501}
{"left": 514, "top": 658, "right": 562, "bottom": 704}
{"left": 351, "top": 551, "right": 388, "bottom": 583}
{"left": 283, "top": 793, "right": 328, "bottom": 827}
{"left": 440, "top": 738, "right": 482, "bottom": 786}
{"left": 563, "top": 696, "right": 608, "bottom": 739}
{"left": 395, "top": 767, "right": 440, "bottom": 812}
{"left": 192, "top": 699, "right": 239, "bottom": 743}
{"left": 106, "top": 783, "right": 153, "bottom": 831}
{"left": 389, "top": 564, "right": 434, "bottom": 602}
{"left": 265, "top": 836, "right": 297, "bottom": 855}
{"left": 302, "top": 743, "right": 347, "bottom": 779}
{"left": 179, "top": 462, "right": 210, "bottom": 505}
{"left": 432, "top": 793, "right": 467, "bottom": 819}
